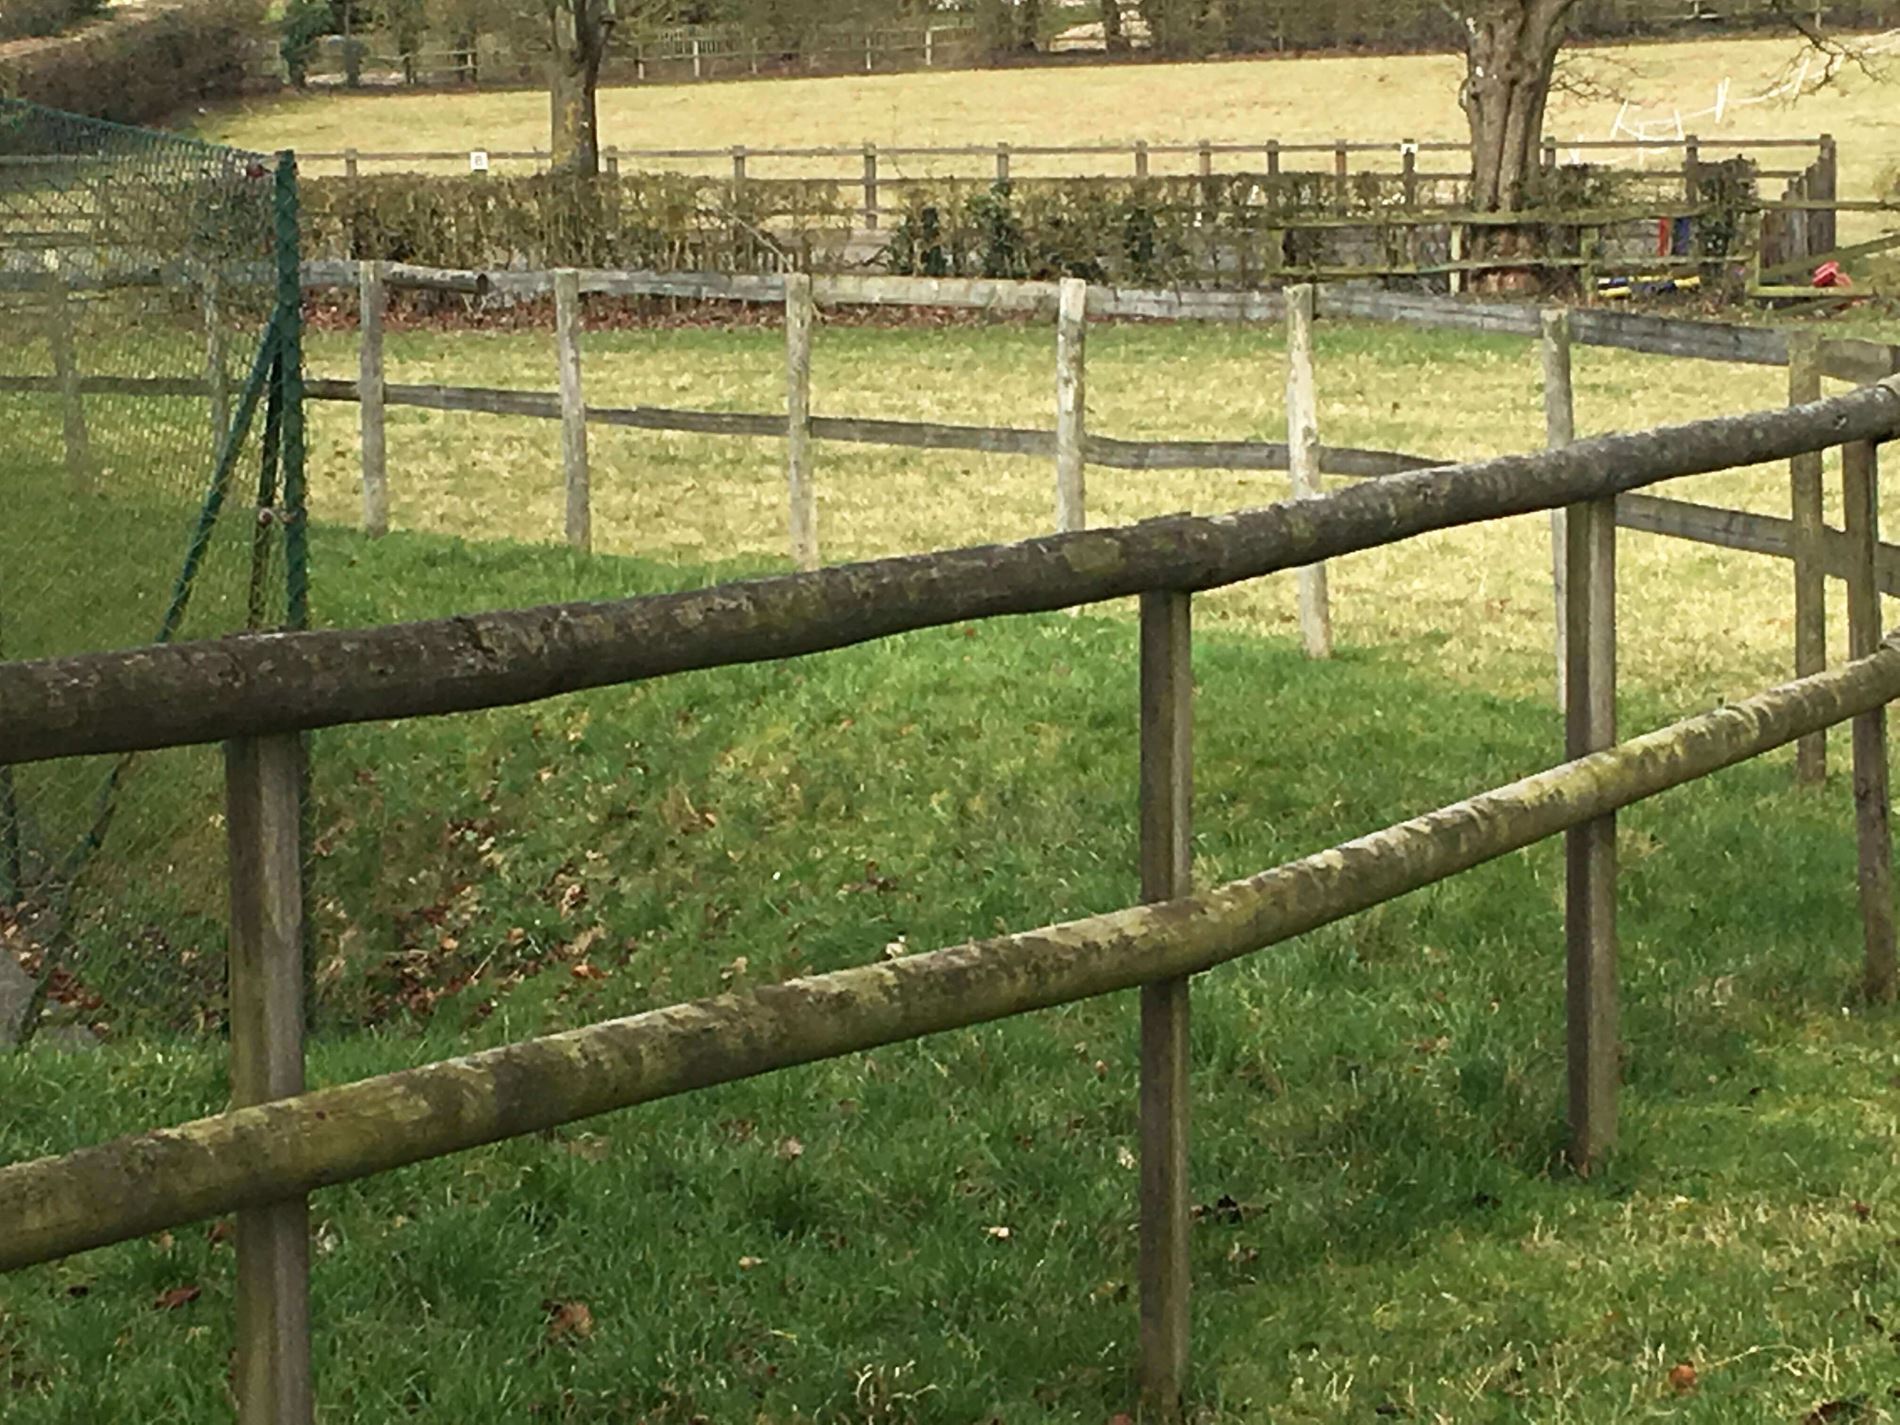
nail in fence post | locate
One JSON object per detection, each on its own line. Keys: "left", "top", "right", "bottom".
{"left": 357, "top": 260, "right": 389, "bottom": 538}
{"left": 1137, "top": 586, "right": 1192, "bottom": 1425}
{"left": 1284, "top": 284, "right": 1331, "bottom": 658}
{"left": 1542, "top": 309, "right": 1574, "bottom": 709}
{"left": 1790, "top": 335, "right": 1827, "bottom": 785}
{"left": 1055, "top": 277, "right": 1087, "bottom": 533}
{"left": 1844, "top": 439, "right": 1896, "bottom": 1002}
{"left": 785, "top": 272, "right": 817, "bottom": 570}
{"left": 226, "top": 733, "right": 313, "bottom": 1425}
{"left": 1565, "top": 443, "right": 1618, "bottom": 1172}
{"left": 554, "top": 269, "right": 590, "bottom": 553}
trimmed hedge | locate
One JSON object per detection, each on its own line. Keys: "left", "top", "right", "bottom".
{"left": 0, "top": 0, "right": 264, "bottom": 126}
{"left": 0, "top": 0, "right": 105, "bottom": 44}
{"left": 300, "top": 167, "right": 1750, "bottom": 292}
{"left": 301, "top": 173, "right": 857, "bottom": 272}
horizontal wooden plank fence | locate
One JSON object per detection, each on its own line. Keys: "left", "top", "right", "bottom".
{"left": 2, "top": 375, "right": 1900, "bottom": 1425}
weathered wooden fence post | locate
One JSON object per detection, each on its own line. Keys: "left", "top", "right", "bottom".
{"left": 1137, "top": 585, "right": 1192, "bottom": 1425}
{"left": 45, "top": 271, "right": 89, "bottom": 491}
{"left": 1812, "top": 132, "right": 1838, "bottom": 257}
{"left": 1790, "top": 334, "right": 1827, "bottom": 785}
{"left": 1565, "top": 440, "right": 1618, "bottom": 1171}
{"left": 995, "top": 142, "right": 1011, "bottom": 185}
{"left": 554, "top": 269, "right": 590, "bottom": 553}
{"left": 1843, "top": 438, "right": 1896, "bottom": 1002}
{"left": 1542, "top": 309, "right": 1575, "bottom": 709}
{"left": 204, "top": 273, "right": 231, "bottom": 460}
{"left": 785, "top": 272, "right": 818, "bottom": 570}
{"left": 357, "top": 259, "right": 390, "bottom": 538}
{"left": 1055, "top": 277, "right": 1087, "bottom": 534}
{"left": 225, "top": 733, "right": 313, "bottom": 1425}
{"left": 1285, "top": 284, "right": 1332, "bottom": 658}
{"left": 861, "top": 143, "right": 880, "bottom": 230}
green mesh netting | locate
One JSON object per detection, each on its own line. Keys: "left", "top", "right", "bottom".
{"left": 0, "top": 100, "right": 306, "bottom": 1040}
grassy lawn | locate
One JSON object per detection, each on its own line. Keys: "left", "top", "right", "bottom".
{"left": 4, "top": 511, "right": 1900, "bottom": 1421}
{"left": 199, "top": 34, "right": 1900, "bottom": 203}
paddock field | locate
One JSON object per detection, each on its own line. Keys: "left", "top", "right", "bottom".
{"left": 201, "top": 32, "right": 1900, "bottom": 200}
{"left": 299, "top": 307, "right": 1892, "bottom": 712}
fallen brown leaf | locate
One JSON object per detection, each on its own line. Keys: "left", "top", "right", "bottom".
{"left": 544, "top": 1299, "right": 594, "bottom": 1344}
{"left": 1666, "top": 1361, "right": 1697, "bottom": 1394}
{"left": 153, "top": 1285, "right": 201, "bottom": 1311}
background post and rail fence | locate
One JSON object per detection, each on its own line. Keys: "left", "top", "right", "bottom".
{"left": 2, "top": 374, "right": 1900, "bottom": 1422}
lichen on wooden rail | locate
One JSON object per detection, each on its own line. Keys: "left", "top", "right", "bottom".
{"left": 3, "top": 377, "right": 1898, "bottom": 768}
{"left": 6, "top": 632, "right": 1900, "bottom": 1274}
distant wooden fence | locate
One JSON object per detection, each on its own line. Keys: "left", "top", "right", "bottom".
{"left": 3, "top": 376, "right": 1900, "bottom": 1425}
{"left": 290, "top": 261, "right": 1900, "bottom": 748}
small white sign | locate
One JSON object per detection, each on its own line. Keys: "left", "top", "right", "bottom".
{"left": 469, "top": 149, "right": 490, "bottom": 173}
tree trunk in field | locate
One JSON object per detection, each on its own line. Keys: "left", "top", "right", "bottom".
{"left": 1102, "top": 0, "right": 1126, "bottom": 52}
{"left": 549, "top": 0, "right": 610, "bottom": 177}
{"left": 1454, "top": 0, "right": 1578, "bottom": 289}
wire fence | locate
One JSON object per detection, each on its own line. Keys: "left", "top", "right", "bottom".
{"left": 0, "top": 100, "right": 306, "bottom": 1044}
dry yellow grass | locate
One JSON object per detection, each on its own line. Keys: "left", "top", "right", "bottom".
{"left": 204, "top": 33, "right": 1899, "bottom": 198}
{"left": 300, "top": 313, "right": 1880, "bottom": 720}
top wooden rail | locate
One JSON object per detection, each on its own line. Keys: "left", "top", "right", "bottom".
{"left": 3, "top": 375, "right": 1898, "bottom": 768}
{"left": 293, "top": 262, "right": 1900, "bottom": 384}
{"left": 296, "top": 134, "right": 1823, "bottom": 164}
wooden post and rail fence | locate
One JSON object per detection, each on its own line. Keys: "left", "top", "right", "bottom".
{"left": 12, "top": 255, "right": 1900, "bottom": 782}
{"left": 3, "top": 377, "right": 1900, "bottom": 1422}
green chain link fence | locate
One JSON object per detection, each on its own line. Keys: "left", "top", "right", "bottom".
{"left": 0, "top": 100, "right": 306, "bottom": 1043}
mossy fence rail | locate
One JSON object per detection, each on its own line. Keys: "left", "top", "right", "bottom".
{"left": 3, "top": 371, "right": 1900, "bottom": 1422}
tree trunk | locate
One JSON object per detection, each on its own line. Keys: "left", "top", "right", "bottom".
{"left": 549, "top": 0, "right": 609, "bottom": 177}
{"left": 1102, "top": 0, "right": 1126, "bottom": 51}
{"left": 1455, "top": 0, "right": 1577, "bottom": 289}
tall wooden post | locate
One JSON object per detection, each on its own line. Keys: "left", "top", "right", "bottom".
{"left": 1789, "top": 335, "right": 1826, "bottom": 785}
{"left": 1844, "top": 439, "right": 1895, "bottom": 1002}
{"left": 785, "top": 272, "right": 817, "bottom": 570}
{"left": 1543, "top": 309, "right": 1575, "bottom": 709}
{"left": 1811, "top": 133, "right": 1838, "bottom": 256}
{"left": 45, "top": 273, "right": 89, "bottom": 491}
{"left": 1565, "top": 461, "right": 1618, "bottom": 1171}
{"left": 554, "top": 269, "right": 590, "bottom": 553}
{"left": 861, "top": 143, "right": 880, "bottom": 230}
{"left": 225, "top": 734, "right": 313, "bottom": 1425}
{"left": 1285, "top": 284, "right": 1331, "bottom": 658}
{"left": 1137, "top": 587, "right": 1192, "bottom": 1425}
{"left": 1055, "top": 277, "right": 1087, "bottom": 534}
{"left": 357, "top": 260, "right": 390, "bottom": 538}
{"left": 995, "top": 142, "right": 1011, "bottom": 184}
{"left": 1134, "top": 140, "right": 1150, "bottom": 178}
